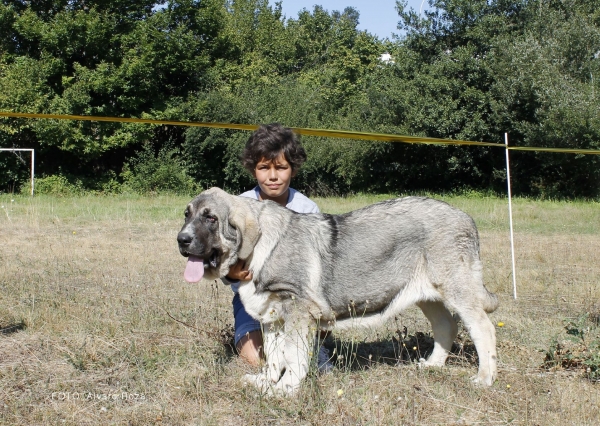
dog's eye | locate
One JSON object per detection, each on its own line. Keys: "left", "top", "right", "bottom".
{"left": 184, "top": 209, "right": 190, "bottom": 218}
{"left": 206, "top": 215, "right": 217, "bottom": 223}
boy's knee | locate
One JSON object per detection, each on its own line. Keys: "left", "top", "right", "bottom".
{"left": 236, "top": 330, "right": 263, "bottom": 366}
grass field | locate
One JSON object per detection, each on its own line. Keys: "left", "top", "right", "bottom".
{"left": 1, "top": 192, "right": 600, "bottom": 425}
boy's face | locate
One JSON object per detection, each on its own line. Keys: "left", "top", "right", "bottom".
{"left": 253, "top": 152, "right": 296, "bottom": 203}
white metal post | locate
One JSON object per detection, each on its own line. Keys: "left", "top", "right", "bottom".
{"left": 31, "top": 149, "right": 35, "bottom": 196}
{"left": 504, "top": 134, "right": 517, "bottom": 299}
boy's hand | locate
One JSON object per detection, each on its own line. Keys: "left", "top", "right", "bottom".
{"left": 226, "top": 259, "right": 253, "bottom": 281}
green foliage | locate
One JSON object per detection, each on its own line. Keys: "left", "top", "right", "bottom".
{"left": 183, "top": 127, "right": 253, "bottom": 192}
{"left": 122, "top": 143, "right": 197, "bottom": 195}
{"left": 0, "top": 138, "right": 31, "bottom": 193}
{"left": 183, "top": 78, "right": 401, "bottom": 195}
{"left": 33, "top": 174, "right": 84, "bottom": 196}
{"left": 544, "top": 313, "right": 600, "bottom": 382}
{"left": 488, "top": 1, "right": 600, "bottom": 198}
{"left": 1, "top": 0, "right": 600, "bottom": 196}
{"left": 391, "top": 0, "right": 600, "bottom": 197}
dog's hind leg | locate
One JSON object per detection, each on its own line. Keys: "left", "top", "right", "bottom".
{"left": 417, "top": 300, "right": 458, "bottom": 367}
{"left": 453, "top": 304, "right": 497, "bottom": 386}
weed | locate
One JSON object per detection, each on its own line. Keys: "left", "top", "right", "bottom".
{"left": 543, "top": 313, "right": 600, "bottom": 381}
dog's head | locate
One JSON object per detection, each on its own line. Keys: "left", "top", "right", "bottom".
{"left": 177, "top": 187, "right": 261, "bottom": 282}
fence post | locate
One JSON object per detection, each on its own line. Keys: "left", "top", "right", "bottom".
{"left": 505, "top": 133, "right": 517, "bottom": 299}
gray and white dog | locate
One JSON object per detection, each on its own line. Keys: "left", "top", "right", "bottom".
{"left": 177, "top": 187, "right": 499, "bottom": 395}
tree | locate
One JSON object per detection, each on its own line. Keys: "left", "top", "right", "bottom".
{"left": 389, "top": 0, "right": 600, "bottom": 197}
{"left": 0, "top": 1, "right": 227, "bottom": 190}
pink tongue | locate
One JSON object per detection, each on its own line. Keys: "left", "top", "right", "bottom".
{"left": 184, "top": 256, "right": 205, "bottom": 283}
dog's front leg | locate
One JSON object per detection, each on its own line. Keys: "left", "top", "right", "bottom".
{"left": 242, "top": 321, "right": 286, "bottom": 394}
{"left": 262, "top": 321, "right": 286, "bottom": 384}
{"left": 270, "top": 318, "right": 314, "bottom": 396}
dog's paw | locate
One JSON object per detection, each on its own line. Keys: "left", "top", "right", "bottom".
{"left": 242, "top": 373, "right": 268, "bottom": 390}
{"left": 418, "top": 357, "right": 445, "bottom": 368}
{"left": 242, "top": 373, "right": 284, "bottom": 397}
{"left": 470, "top": 373, "right": 495, "bottom": 387}
{"left": 242, "top": 369, "right": 301, "bottom": 397}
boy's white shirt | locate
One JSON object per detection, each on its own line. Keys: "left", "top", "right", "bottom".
{"left": 227, "top": 186, "right": 320, "bottom": 293}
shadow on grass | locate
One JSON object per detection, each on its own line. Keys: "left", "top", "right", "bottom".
{"left": 214, "top": 324, "right": 237, "bottom": 360}
{"left": 323, "top": 330, "right": 479, "bottom": 372}
{"left": 0, "top": 321, "right": 26, "bottom": 335}
{"left": 216, "top": 324, "right": 478, "bottom": 371}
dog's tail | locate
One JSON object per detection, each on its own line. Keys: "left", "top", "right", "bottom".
{"left": 482, "top": 287, "right": 499, "bottom": 313}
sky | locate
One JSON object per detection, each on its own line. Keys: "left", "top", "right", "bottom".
{"left": 268, "top": 0, "right": 431, "bottom": 40}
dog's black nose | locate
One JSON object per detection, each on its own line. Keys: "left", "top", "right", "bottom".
{"left": 177, "top": 232, "right": 192, "bottom": 245}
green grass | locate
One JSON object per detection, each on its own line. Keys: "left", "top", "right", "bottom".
{"left": 315, "top": 192, "right": 600, "bottom": 234}
{"left": 1, "top": 191, "right": 600, "bottom": 424}
{"left": 1, "top": 193, "right": 185, "bottom": 223}
{"left": 4, "top": 191, "right": 599, "bottom": 234}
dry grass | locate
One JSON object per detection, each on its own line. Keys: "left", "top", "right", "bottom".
{"left": 1, "top": 193, "right": 599, "bottom": 425}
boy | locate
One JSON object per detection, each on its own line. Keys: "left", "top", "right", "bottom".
{"left": 222, "top": 123, "right": 332, "bottom": 371}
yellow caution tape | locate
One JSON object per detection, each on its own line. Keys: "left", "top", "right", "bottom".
{"left": 0, "top": 111, "right": 259, "bottom": 131}
{"left": 289, "top": 126, "right": 499, "bottom": 147}
{"left": 505, "top": 146, "right": 600, "bottom": 155}
{"left": 1, "top": 111, "right": 599, "bottom": 155}
{"left": 0, "top": 111, "right": 498, "bottom": 147}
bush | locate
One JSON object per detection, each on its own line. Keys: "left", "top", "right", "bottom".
{"left": 122, "top": 143, "right": 197, "bottom": 195}
{"left": 31, "top": 174, "right": 85, "bottom": 196}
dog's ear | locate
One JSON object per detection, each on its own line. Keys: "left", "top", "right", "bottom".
{"left": 228, "top": 196, "right": 260, "bottom": 260}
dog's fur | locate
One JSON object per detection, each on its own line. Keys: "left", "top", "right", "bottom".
{"left": 177, "top": 187, "right": 499, "bottom": 395}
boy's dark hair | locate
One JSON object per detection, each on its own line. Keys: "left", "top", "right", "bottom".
{"left": 241, "top": 123, "right": 307, "bottom": 172}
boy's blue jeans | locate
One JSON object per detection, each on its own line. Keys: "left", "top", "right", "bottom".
{"left": 232, "top": 293, "right": 261, "bottom": 346}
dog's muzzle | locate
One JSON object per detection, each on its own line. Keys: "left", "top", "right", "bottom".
{"left": 177, "top": 231, "right": 220, "bottom": 283}
{"left": 177, "top": 231, "right": 193, "bottom": 256}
